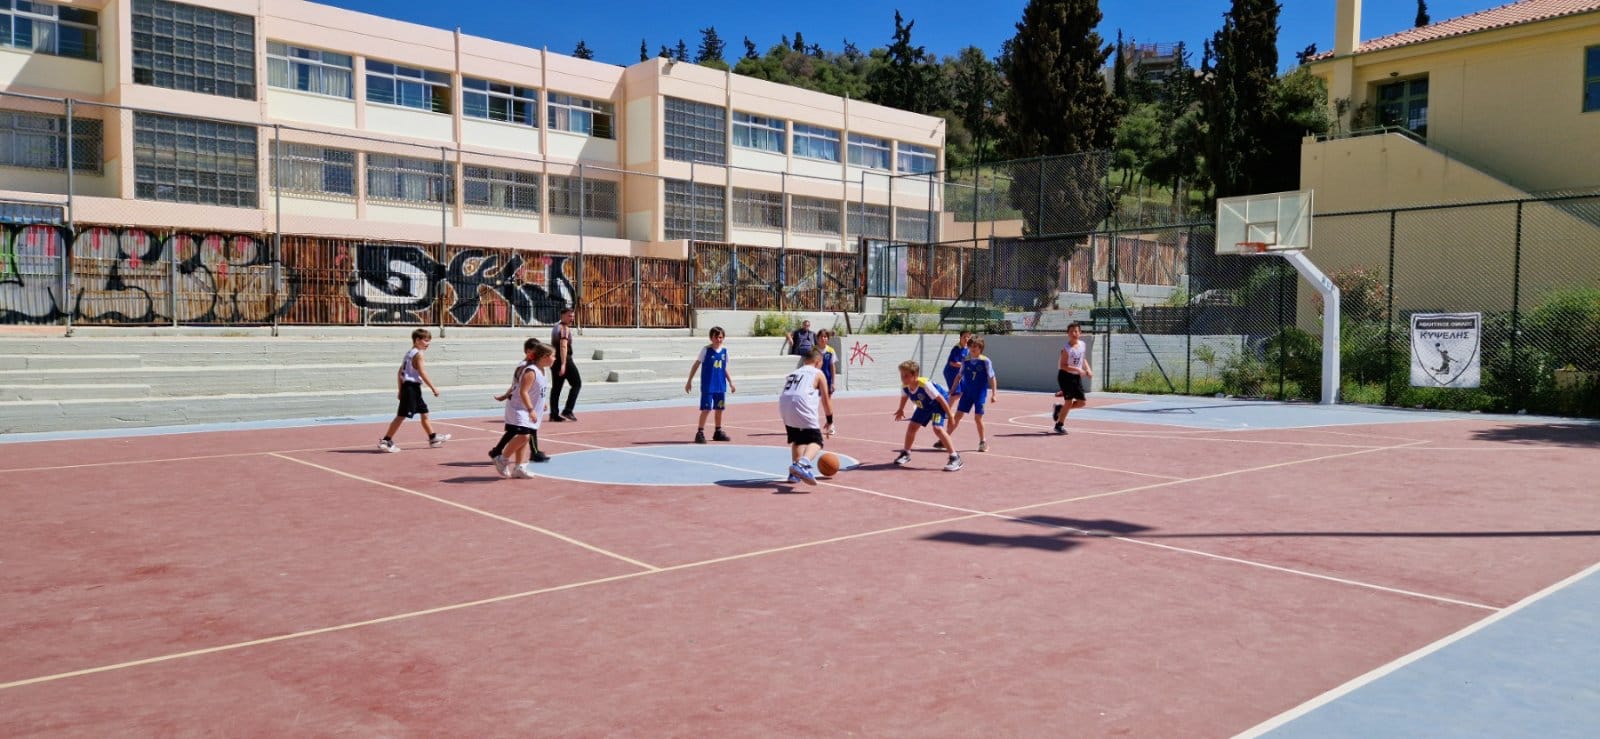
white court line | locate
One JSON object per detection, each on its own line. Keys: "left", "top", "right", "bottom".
{"left": 718, "top": 423, "right": 1184, "bottom": 481}
{"left": 1233, "top": 559, "right": 1600, "bottom": 738}
{"left": 0, "top": 436, "right": 502, "bottom": 475}
{"left": 267, "top": 452, "right": 658, "bottom": 572}
{"left": 1000, "top": 415, "right": 1389, "bottom": 449}
{"left": 0, "top": 511, "right": 982, "bottom": 692}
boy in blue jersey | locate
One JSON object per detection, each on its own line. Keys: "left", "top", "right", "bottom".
{"left": 947, "top": 337, "right": 998, "bottom": 453}
{"left": 892, "top": 360, "right": 962, "bottom": 471}
{"left": 817, "top": 328, "right": 838, "bottom": 436}
{"left": 686, "top": 326, "right": 737, "bottom": 443}
{"left": 943, "top": 330, "right": 972, "bottom": 391}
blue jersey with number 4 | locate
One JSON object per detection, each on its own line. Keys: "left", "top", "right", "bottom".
{"left": 698, "top": 346, "right": 729, "bottom": 393}
{"left": 903, "top": 377, "right": 948, "bottom": 412}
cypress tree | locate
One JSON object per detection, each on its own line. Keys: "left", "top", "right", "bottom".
{"left": 1112, "top": 30, "right": 1128, "bottom": 101}
{"left": 697, "top": 27, "right": 726, "bottom": 65}
{"left": 674, "top": 39, "right": 690, "bottom": 62}
{"left": 1415, "top": 0, "right": 1431, "bottom": 27}
{"left": 1201, "top": 0, "right": 1280, "bottom": 200}
{"left": 573, "top": 40, "right": 594, "bottom": 60}
{"left": 640, "top": 39, "right": 649, "bottom": 63}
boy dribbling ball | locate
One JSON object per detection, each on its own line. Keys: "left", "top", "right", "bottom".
{"left": 777, "top": 348, "right": 834, "bottom": 485}
{"left": 378, "top": 328, "right": 449, "bottom": 452}
{"left": 686, "top": 326, "right": 736, "bottom": 443}
{"left": 892, "top": 360, "right": 962, "bottom": 472}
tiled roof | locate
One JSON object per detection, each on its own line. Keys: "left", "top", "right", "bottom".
{"left": 1311, "top": 0, "right": 1600, "bottom": 60}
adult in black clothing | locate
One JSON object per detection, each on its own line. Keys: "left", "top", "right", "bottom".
{"left": 784, "top": 319, "right": 817, "bottom": 357}
{"left": 550, "top": 308, "right": 580, "bottom": 421}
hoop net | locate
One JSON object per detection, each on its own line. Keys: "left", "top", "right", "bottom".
{"left": 1237, "top": 241, "right": 1271, "bottom": 255}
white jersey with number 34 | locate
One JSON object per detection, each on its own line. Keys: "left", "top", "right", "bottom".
{"left": 779, "top": 365, "right": 823, "bottom": 429}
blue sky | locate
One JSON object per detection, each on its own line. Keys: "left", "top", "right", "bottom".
{"left": 319, "top": 0, "right": 1497, "bottom": 70}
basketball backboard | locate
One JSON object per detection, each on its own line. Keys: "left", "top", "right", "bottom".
{"left": 1216, "top": 189, "right": 1313, "bottom": 255}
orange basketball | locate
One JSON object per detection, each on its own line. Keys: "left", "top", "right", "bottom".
{"left": 816, "top": 452, "right": 840, "bottom": 477}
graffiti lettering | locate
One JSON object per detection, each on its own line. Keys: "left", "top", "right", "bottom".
{"left": 349, "top": 244, "right": 575, "bottom": 325}
{"left": 0, "top": 224, "right": 68, "bottom": 323}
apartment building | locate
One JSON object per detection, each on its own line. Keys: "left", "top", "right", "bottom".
{"left": 0, "top": 0, "right": 946, "bottom": 258}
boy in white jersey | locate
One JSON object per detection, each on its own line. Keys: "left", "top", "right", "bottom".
{"left": 499, "top": 340, "right": 555, "bottom": 478}
{"left": 777, "top": 348, "right": 834, "bottom": 485}
{"left": 378, "top": 328, "right": 449, "bottom": 452}
{"left": 1052, "top": 321, "right": 1094, "bottom": 435}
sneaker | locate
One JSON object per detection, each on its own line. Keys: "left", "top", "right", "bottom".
{"left": 492, "top": 455, "right": 511, "bottom": 478}
{"left": 789, "top": 460, "right": 817, "bottom": 485}
{"left": 429, "top": 434, "right": 451, "bottom": 448}
{"left": 825, "top": 425, "right": 837, "bottom": 437}
{"left": 1053, "top": 424, "right": 1067, "bottom": 435}
{"left": 694, "top": 429, "right": 707, "bottom": 444}
{"left": 894, "top": 451, "right": 912, "bottom": 467}
{"left": 561, "top": 411, "right": 577, "bottom": 422}
{"left": 378, "top": 439, "right": 400, "bottom": 453}
{"left": 1052, "top": 403, "right": 1063, "bottom": 422}
{"left": 786, "top": 473, "right": 800, "bottom": 483}
{"left": 944, "top": 455, "right": 964, "bottom": 472}
{"left": 978, "top": 440, "right": 989, "bottom": 453}
{"left": 712, "top": 429, "right": 731, "bottom": 442}
{"left": 933, "top": 439, "right": 945, "bottom": 450}
{"left": 530, "top": 451, "right": 551, "bottom": 463}
{"left": 549, "top": 415, "right": 565, "bottom": 423}
{"left": 511, "top": 464, "right": 535, "bottom": 479}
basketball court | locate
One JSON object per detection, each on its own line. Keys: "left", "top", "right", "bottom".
{"left": 2, "top": 391, "right": 1596, "bottom": 735}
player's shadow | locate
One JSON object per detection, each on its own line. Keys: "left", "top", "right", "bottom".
{"left": 1470, "top": 422, "right": 1600, "bottom": 447}
{"left": 715, "top": 478, "right": 811, "bottom": 494}
{"left": 439, "top": 475, "right": 504, "bottom": 484}
{"left": 924, "top": 516, "right": 1154, "bottom": 552}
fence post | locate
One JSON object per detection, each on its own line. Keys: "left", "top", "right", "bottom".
{"left": 1383, "top": 210, "right": 1397, "bottom": 405}
{"left": 1276, "top": 258, "right": 1287, "bottom": 400}
{"left": 272, "top": 124, "right": 282, "bottom": 337}
{"left": 577, "top": 162, "right": 586, "bottom": 333}
{"left": 63, "top": 98, "right": 75, "bottom": 335}
{"left": 1185, "top": 225, "right": 1194, "bottom": 394}
{"left": 1510, "top": 201, "right": 1524, "bottom": 412}
{"left": 169, "top": 232, "right": 179, "bottom": 328}
{"left": 816, "top": 251, "right": 824, "bottom": 312}
{"left": 688, "top": 239, "right": 696, "bottom": 313}
{"left": 438, "top": 146, "right": 448, "bottom": 337}
{"left": 1035, "top": 155, "right": 1045, "bottom": 236}
{"left": 633, "top": 257, "right": 642, "bottom": 329}
{"left": 731, "top": 243, "right": 739, "bottom": 312}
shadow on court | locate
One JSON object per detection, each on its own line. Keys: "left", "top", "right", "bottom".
{"left": 1470, "top": 423, "right": 1600, "bottom": 448}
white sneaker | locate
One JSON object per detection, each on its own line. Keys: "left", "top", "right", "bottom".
{"left": 378, "top": 440, "right": 400, "bottom": 453}
{"left": 511, "top": 464, "right": 535, "bottom": 479}
{"left": 825, "top": 425, "right": 837, "bottom": 437}
{"left": 943, "top": 455, "right": 964, "bottom": 472}
{"left": 429, "top": 434, "right": 452, "bottom": 448}
{"left": 492, "top": 455, "right": 511, "bottom": 478}
{"left": 978, "top": 440, "right": 989, "bottom": 453}
{"left": 894, "top": 451, "right": 911, "bottom": 467}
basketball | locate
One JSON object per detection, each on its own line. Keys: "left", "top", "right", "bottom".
{"left": 816, "top": 452, "right": 840, "bottom": 477}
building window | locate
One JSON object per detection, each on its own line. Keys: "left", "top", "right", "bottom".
{"left": 272, "top": 142, "right": 354, "bottom": 196}
{"left": 732, "top": 112, "right": 784, "bottom": 153}
{"left": 0, "top": 0, "right": 98, "bottom": 60}
{"left": 464, "top": 166, "right": 538, "bottom": 212}
{"left": 547, "top": 93, "right": 614, "bottom": 138}
{"left": 133, "top": 112, "right": 258, "bottom": 207}
{"left": 0, "top": 110, "right": 101, "bottom": 173}
{"left": 664, "top": 97, "right": 726, "bottom": 165}
{"left": 896, "top": 207, "right": 934, "bottom": 243}
{"left": 366, "top": 154, "right": 451, "bottom": 204}
{"left": 131, "top": 0, "right": 255, "bottom": 100}
{"left": 266, "top": 42, "right": 352, "bottom": 98}
{"left": 1376, "top": 77, "right": 1428, "bottom": 138}
{"left": 548, "top": 176, "right": 618, "bottom": 220}
{"left": 793, "top": 123, "right": 840, "bottom": 162}
{"left": 664, "top": 179, "right": 725, "bottom": 241}
{"left": 463, "top": 78, "right": 537, "bottom": 126}
{"left": 898, "top": 143, "right": 937, "bottom": 175}
{"left": 850, "top": 203, "right": 889, "bottom": 240}
{"left": 791, "top": 196, "right": 842, "bottom": 235}
{"left": 731, "top": 188, "right": 783, "bottom": 230}
{"left": 847, "top": 134, "right": 890, "bottom": 170}
{"left": 366, "top": 60, "right": 451, "bottom": 114}
{"left": 1585, "top": 45, "right": 1600, "bottom": 113}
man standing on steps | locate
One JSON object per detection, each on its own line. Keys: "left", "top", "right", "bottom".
{"left": 783, "top": 319, "right": 816, "bottom": 365}
{"left": 550, "top": 307, "right": 581, "bottom": 422}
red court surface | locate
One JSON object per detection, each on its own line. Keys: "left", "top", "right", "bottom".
{"left": 2, "top": 394, "right": 1598, "bottom": 736}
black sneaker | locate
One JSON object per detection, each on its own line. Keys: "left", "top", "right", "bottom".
{"left": 712, "top": 429, "right": 731, "bottom": 442}
{"left": 561, "top": 411, "right": 577, "bottom": 422}
{"left": 932, "top": 439, "right": 945, "bottom": 450}
{"left": 1053, "top": 424, "right": 1067, "bottom": 435}
{"left": 549, "top": 414, "right": 566, "bottom": 423}
{"left": 530, "top": 451, "right": 551, "bottom": 463}
{"left": 694, "top": 429, "right": 707, "bottom": 444}
{"left": 1052, "top": 403, "right": 1063, "bottom": 420}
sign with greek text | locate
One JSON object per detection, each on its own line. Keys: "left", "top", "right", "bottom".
{"left": 1410, "top": 313, "right": 1481, "bottom": 388}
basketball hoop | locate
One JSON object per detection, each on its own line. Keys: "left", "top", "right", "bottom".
{"left": 1237, "top": 241, "right": 1270, "bottom": 255}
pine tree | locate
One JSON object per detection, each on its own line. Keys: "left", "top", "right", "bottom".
{"left": 573, "top": 40, "right": 594, "bottom": 60}
{"left": 674, "top": 39, "right": 689, "bottom": 62}
{"left": 792, "top": 32, "right": 806, "bottom": 52}
{"left": 1112, "top": 30, "right": 1128, "bottom": 101}
{"left": 659, "top": 44, "right": 672, "bottom": 59}
{"left": 1415, "top": 0, "right": 1431, "bottom": 27}
{"left": 697, "top": 27, "right": 726, "bottom": 64}
{"left": 743, "top": 36, "right": 759, "bottom": 61}
{"left": 640, "top": 39, "right": 649, "bottom": 63}
{"left": 1201, "top": 0, "right": 1281, "bottom": 199}
{"left": 868, "top": 11, "right": 945, "bottom": 114}
{"left": 949, "top": 46, "right": 1002, "bottom": 164}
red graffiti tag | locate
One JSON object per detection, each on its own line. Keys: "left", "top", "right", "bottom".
{"left": 849, "top": 341, "right": 874, "bottom": 366}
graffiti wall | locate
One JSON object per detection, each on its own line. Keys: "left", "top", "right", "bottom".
{"left": 1, "top": 223, "right": 600, "bottom": 328}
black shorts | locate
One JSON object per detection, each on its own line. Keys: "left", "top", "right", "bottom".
{"left": 397, "top": 381, "right": 429, "bottom": 418}
{"left": 785, "top": 425, "right": 825, "bottom": 447}
{"left": 502, "top": 424, "right": 536, "bottom": 436}
{"left": 1057, "top": 371, "right": 1086, "bottom": 401}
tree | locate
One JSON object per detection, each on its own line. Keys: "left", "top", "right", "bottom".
{"left": 743, "top": 36, "right": 759, "bottom": 61}
{"left": 1295, "top": 43, "right": 1318, "bottom": 66}
{"left": 1415, "top": 0, "right": 1431, "bottom": 27}
{"left": 1112, "top": 30, "right": 1128, "bottom": 101}
{"left": 697, "top": 27, "right": 726, "bottom": 65}
{"left": 640, "top": 39, "right": 649, "bottom": 63}
{"left": 792, "top": 32, "right": 806, "bottom": 52}
{"left": 675, "top": 39, "right": 690, "bottom": 63}
{"left": 573, "top": 40, "right": 594, "bottom": 60}
{"left": 946, "top": 46, "right": 1003, "bottom": 166}
{"left": 659, "top": 44, "right": 672, "bottom": 59}
{"left": 867, "top": 11, "right": 946, "bottom": 114}
{"left": 1201, "top": 0, "right": 1280, "bottom": 200}
{"left": 1000, "top": 0, "right": 1122, "bottom": 234}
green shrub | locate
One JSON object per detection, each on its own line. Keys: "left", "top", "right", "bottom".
{"left": 751, "top": 312, "right": 797, "bottom": 337}
{"left": 1108, "top": 368, "right": 1224, "bottom": 396}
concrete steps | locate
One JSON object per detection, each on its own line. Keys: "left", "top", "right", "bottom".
{"left": 0, "top": 331, "right": 807, "bottom": 434}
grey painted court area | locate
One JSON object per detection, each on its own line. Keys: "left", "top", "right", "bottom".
{"left": 1073, "top": 395, "right": 1482, "bottom": 430}
{"left": 1254, "top": 564, "right": 1600, "bottom": 739}
{"left": 527, "top": 445, "right": 862, "bottom": 486}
